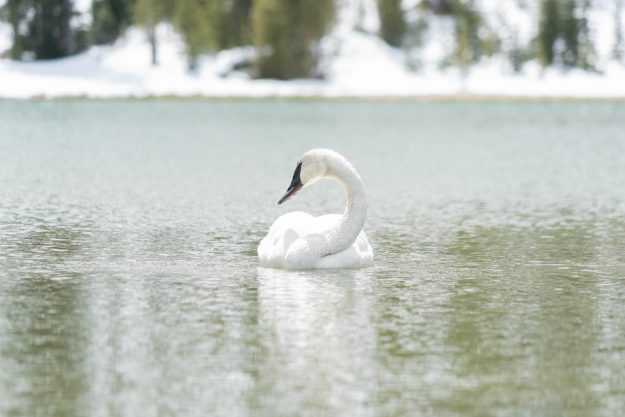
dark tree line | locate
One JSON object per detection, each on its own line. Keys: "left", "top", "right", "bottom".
{"left": 1, "top": 0, "right": 86, "bottom": 60}
{"left": 381, "top": 0, "right": 609, "bottom": 71}
{"left": 91, "top": 0, "right": 135, "bottom": 45}
{"left": 536, "top": 0, "right": 594, "bottom": 68}
{"left": 0, "top": 0, "right": 333, "bottom": 78}
{"left": 0, "top": 0, "right": 623, "bottom": 78}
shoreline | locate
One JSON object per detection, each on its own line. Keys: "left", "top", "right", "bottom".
{"left": 2, "top": 94, "right": 625, "bottom": 102}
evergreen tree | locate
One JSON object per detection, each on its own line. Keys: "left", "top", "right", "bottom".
{"left": 378, "top": 0, "right": 406, "bottom": 48}
{"left": 218, "top": 0, "right": 253, "bottom": 49}
{"left": 31, "top": 0, "right": 76, "bottom": 59}
{"left": 421, "top": 0, "right": 452, "bottom": 15}
{"left": 252, "top": 0, "right": 335, "bottom": 79}
{"left": 91, "top": 0, "right": 136, "bottom": 45}
{"left": 537, "top": 0, "right": 560, "bottom": 66}
{"left": 419, "top": 0, "right": 492, "bottom": 70}
{"left": 537, "top": 0, "right": 595, "bottom": 68}
{"left": 1, "top": 0, "right": 29, "bottom": 59}
{"left": 450, "top": 0, "right": 485, "bottom": 70}
{"left": 560, "top": 0, "right": 580, "bottom": 66}
{"left": 1, "top": 0, "right": 83, "bottom": 60}
{"left": 171, "top": 0, "right": 220, "bottom": 70}
{"left": 575, "top": 0, "right": 595, "bottom": 69}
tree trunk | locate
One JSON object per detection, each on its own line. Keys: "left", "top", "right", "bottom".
{"left": 148, "top": 24, "right": 158, "bottom": 66}
{"left": 615, "top": 0, "right": 624, "bottom": 62}
{"left": 146, "top": 8, "right": 158, "bottom": 66}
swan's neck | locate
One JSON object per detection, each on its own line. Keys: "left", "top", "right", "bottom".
{"left": 318, "top": 158, "right": 367, "bottom": 257}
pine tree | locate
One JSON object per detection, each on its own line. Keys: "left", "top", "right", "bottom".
{"left": 32, "top": 0, "right": 76, "bottom": 59}
{"left": 422, "top": 0, "right": 452, "bottom": 15}
{"left": 91, "top": 0, "right": 136, "bottom": 45}
{"left": 1, "top": 0, "right": 82, "bottom": 60}
{"left": 560, "top": 0, "right": 579, "bottom": 66}
{"left": 378, "top": 0, "right": 406, "bottom": 47}
{"left": 252, "top": 0, "right": 335, "bottom": 79}
{"left": 218, "top": 0, "right": 253, "bottom": 49}
{"left": 576, "top": 0, "right": 595, "bottom": 69}
{"left": 171, "top": 0, "right": 220, "bottom": 70}
{"left": 537, "top": 0, "right": 560, "bottom": 66}
{"left": 537, "top": 0, "right": 595, "bottom": 68}
{"left": 1, "top": 0, "right": 29, "bottom": 59}
{"left": 450, "top": 0, "right": 484, "bottom": 70}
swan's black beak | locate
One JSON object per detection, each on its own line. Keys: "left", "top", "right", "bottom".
{"left": 278, "top": 162, "right": 303, "bottom": 205}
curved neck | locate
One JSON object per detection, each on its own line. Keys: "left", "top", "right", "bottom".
{"left": 318, "top": 156, "right": 367, "bottom": 257}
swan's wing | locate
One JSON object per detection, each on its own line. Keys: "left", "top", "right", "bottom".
{"left": 267, "top": 211, "right": 315, "bottom": 236}
{"left": 258, "top": 211, "right": 315, "bottom": 267}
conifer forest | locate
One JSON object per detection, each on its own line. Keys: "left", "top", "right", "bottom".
{"left": 1, "top": 0, "right": 623, "bottom": 79}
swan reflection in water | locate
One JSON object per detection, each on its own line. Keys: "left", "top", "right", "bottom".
{"left": 255, "top": 267, "right": 376, "bottom": 415}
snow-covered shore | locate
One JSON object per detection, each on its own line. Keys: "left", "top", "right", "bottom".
{"left": 1, "top": 0, "right": 625, "bottom": 99}
{"left": 1, "top": 25, "right": 624, "bottom": 99}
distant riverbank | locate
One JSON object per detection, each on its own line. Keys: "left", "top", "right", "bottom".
{"left": 2, "top": 26, "right": 625, "bottom": 101}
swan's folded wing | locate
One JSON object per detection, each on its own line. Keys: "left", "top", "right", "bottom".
{"left": 258, "top": 211, "right": 315, "bottom": 267}
{"left": 267, "top": 211, "right": 315, "bottom": 236}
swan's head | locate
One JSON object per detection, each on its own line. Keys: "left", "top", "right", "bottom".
{"left": 278, "top": 149, "right": 329, "bottom": 205}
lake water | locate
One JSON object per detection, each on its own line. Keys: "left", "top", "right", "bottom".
{"left": 0, "top": 99, "right": 624, "bottom": 417}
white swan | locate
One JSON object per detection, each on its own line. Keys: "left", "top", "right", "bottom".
{"left": 258, "top": 149, "right": 373, "bottom": 269}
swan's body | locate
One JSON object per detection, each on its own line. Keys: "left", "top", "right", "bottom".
{"left": 258, "top": 149, "right": 373, "bottom": 269}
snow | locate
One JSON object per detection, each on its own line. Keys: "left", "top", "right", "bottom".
{"left": 0, "top": 0, "right": 624, "bottom": 99}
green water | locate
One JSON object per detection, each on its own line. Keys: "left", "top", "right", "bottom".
{"left": 0, "top": 100, "right": 624, "bottom": 417}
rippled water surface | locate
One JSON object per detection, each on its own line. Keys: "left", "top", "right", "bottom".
{"left": 1, "top": 100, "right": 624, "bottom": 417}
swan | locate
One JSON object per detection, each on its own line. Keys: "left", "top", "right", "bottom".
{"left": 258, "top": 148, "right": 373, "bottom": 269}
